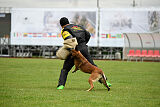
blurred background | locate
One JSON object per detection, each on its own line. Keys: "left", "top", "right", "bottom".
{"left": 0, "top": 0, "right": 160, "bottom": 8}
{"left": 0, "top": 0, "right": 160, "bottom": 61}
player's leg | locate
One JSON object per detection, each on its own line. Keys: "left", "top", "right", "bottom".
{"left": 57, "top": 55, "right": 74, "bottom": 89}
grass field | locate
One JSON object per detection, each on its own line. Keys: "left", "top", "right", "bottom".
{"left": 0, "top": 58, "right": 160, "bottom": 107}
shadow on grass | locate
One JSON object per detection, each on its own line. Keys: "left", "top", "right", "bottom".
{"left": 64, "top": 87, "right": 110, "bottom": 92}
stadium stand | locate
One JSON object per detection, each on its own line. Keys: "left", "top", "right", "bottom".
{"left": 124, "top": 33, "right": 160, "bottom": 61}
{"left": 127, "top": 49, "right": 160, "bottom": 62}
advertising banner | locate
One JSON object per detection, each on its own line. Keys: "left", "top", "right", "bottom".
{"left": 11, "top": 8, "right": 160, "bottom": 47}
{"left": 99, "top": 8, "right": 160, "bottom": 47}
{"left": 11, "top": 8, "right": 98, "bottom": 46}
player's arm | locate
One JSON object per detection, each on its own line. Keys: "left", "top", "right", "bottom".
{"left": 61, "top": 30, "right": 73, "bottom": 40}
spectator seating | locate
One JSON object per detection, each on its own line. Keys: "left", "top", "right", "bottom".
{"left": 153, "top": 50, "right": 160, "bottom": 57}
{"left": 145, "top": 50, "right": 154, "bottom": 57}
{"left": 127, "top": 49, "right": 135, "bottom": 61}
{"left": 134, "top": 50, "right": 141, "bottom": 57}
{"left": 140, "top": 50, "right": 147, "bottom": 57}
{"left": 153, "top": 50, "right": 160, "bottom": 61}
{"left": 134, "top": 50, "right": 141, "bottom": 61}
{"left": 127, "top": 49, "right": 160, "bottom": 61}
{"left": 140, "top": 50, "right": 147, "bottom": 61}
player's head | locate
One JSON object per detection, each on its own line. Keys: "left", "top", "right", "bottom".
{"left": 60, "top": 17, "right": 69, "bottom": 27}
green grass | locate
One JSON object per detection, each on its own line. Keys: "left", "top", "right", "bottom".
{"left": 0, "top": 58, "right": 160, "bottom": 107}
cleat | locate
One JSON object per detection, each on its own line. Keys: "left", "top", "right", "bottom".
{"left": 107, "top": 82, "right": 112, "bottom": 87}
{"left": 57, "top": 85, "right": 64, "bottom": 90}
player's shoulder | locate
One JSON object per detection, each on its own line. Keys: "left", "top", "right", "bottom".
{"left": 61, "top": 28, "right": 69, "bottom": 34}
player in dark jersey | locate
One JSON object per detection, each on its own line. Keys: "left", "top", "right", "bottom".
{"left": 57, "top": 17, "right": 96, "bottom": 89}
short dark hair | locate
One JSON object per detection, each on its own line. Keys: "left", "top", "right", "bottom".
{"left": 60, "top": 17, "right": 69, "bottom": 26}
